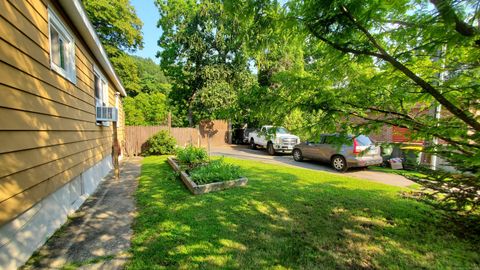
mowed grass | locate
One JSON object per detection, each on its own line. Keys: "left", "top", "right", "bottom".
{"left": 128, "top": 156, "right": 479, "bottom": 269}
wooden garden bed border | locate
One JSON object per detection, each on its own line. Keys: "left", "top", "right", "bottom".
{"left": 167, "top": 156, "right": 248, "bottom": 195}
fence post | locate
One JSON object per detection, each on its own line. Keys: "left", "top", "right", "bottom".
{"left": 197, "top": 127, "right": 200, "bottom": 147}
{"left": 228, "top": 120, "right": 232, "bottom": 144}
{"left": 167, "top": 112, "right": 172, "bottom": 132}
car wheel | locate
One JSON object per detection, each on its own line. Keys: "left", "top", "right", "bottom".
{"left": 267, "top": 142, "right": 275, "bottom": 155}
{"left": 250, "top": 139, "right": 257, "bottom": 150}
{"left": 331, "top": 155, "right": 347, "bottom": 172}
{"left": 293, "top": 149, "right": 303, "bottom": 161}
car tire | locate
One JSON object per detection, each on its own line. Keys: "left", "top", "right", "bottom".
{"left": 267, "top": 142, "right": 276, "bottom": 155}
{"left": 293, "top": 149, "right": 303, "bottom": 161}
{"left": 250, "top": 139, "right": 257, "bottom": 150}
{"left": 331, "top": 155, "right": 348, "bottom": 172}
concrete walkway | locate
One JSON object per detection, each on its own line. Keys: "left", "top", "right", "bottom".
{"left": 22, "top": 157, "right": 142, "bottom": 270}
{"left": 211, "top": 145, "right": 414, "bottom": 187}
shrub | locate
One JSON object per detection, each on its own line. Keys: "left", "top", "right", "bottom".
{"left": 176, "top": 145, "right": 209, "bottom": 169}
{"left": 189, "top": 159, "right": 242, "bottom": 184}
{"left": 143, "top": 130, "right": 177, "bottom": 156}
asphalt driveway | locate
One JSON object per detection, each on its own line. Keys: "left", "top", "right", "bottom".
{"left": 211, "top": 145, "right": 414, "bottom": 187}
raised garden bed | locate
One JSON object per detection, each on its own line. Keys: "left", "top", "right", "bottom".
{"left": 167, "top": 156, "right": 248, "bottom": 195}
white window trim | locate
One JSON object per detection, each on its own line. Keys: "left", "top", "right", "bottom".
{"left": 48, "top": 7, "right": 76, "bottom": 84}
{"left": 93, "top": 65, "right": 109, "bottom": 107}
{"left": 94, "top": 66, "right": 110, "bottom": 126}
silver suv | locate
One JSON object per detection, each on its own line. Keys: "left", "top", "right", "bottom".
{"left": 292, "top": 134, "right": 382, "bottom": 172}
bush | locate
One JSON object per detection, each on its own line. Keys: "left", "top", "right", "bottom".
{"left": 143, "top": 130, "right": 176, "bottom": 156}
{"left": 189, "top": 159, "right": 242, "bottom": 184}
{"left": 176, "top": 145, "right": 209, "bottom": 169}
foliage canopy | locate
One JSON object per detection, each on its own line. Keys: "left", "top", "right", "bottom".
{"left": 83, "top": 0, "right": 144, "bottom": 95}
{"left": 156, "top": 0, "right": 252, "bottom": 126}
{"left": 222, "top": 0, "right": 480, "bottom": 215}
{"left": 123, "top": 92, "right": 169, "bottom": 126}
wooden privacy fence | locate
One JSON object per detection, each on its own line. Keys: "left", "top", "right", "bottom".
{"left": 124, "top": 120, "right": 230, "bottom": 156}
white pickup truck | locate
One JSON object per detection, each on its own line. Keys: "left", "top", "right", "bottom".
{"left": 249, "top": 126, "right": 300, "bottom": 155}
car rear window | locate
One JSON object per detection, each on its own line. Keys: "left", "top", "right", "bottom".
{"left": 355, "top": 135, "right": 372, "bottom": 146}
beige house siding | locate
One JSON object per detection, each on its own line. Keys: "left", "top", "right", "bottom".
{"left": 0, "top": 0, "right": 124, "bottom": 225}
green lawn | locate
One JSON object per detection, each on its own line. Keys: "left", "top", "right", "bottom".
{"left": 128, "top": 156, "right": 479, "bottom": 269}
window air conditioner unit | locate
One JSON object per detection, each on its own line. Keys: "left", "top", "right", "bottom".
{"left": 96, "top": 106, "right": 118, "bottom": 122}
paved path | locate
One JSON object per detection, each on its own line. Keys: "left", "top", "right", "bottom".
{"left": 23, "top": 157, "right": 142, "bottom": 270}
{"left": 211, "top": 145, "right": 414, "bottom": 187}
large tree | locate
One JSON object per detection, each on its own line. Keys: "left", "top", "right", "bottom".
{"left": 227, "top": 0, "right": 480, "bottom": 215}
{"left": 131, "top": 56, "right": 171, "bottom": 95}
{"left": 83, "top": 0, "right": 143, "bottom": 53}
{"left": 156, "top": 0, "right": 250, "bottom": 126}
{"left": 82, "top": 0, "right": 144, "bottom": 95}
{"left": 294, "top": 0, "right": 480, "bottom": 214}
{"left": 123, "top": 92, "right": 169, "bottom": 125}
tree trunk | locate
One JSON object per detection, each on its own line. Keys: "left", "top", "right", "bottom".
{"left": 188, "top": 104, "right": 193, "bottom": 127}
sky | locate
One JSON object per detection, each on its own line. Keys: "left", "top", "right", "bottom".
{"left": 130, "top": 0, "right": 162, "bottom": 62}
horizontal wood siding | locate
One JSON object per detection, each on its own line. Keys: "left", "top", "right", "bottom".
{"left": 0, "top": 0, "right": 125, "bottom": 225}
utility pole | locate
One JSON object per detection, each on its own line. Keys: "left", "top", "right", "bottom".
{"left": 431, "top": 104, "right": 441, "bottom": 170}
{"left": 431, "top": 45, "right": 447, "bottom": 170}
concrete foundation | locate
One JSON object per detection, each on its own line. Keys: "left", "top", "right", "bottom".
{"left": 0, "top": 155, "right": 113, "bottom": 270}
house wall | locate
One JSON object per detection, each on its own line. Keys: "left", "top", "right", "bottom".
{"left": 0, "top": 155, "right": 113, "bottom": 270}
{"left": 0, "top": 0, "right": 124, "bottom": 267}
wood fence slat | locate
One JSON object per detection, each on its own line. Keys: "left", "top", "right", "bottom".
{"left": 123, "top": 120, "right": 229, "bottom": 156}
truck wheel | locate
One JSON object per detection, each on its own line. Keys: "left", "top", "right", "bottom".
{"left": 293, "top": 149, "right": 303, "bottom": 161}
{"left": 267, "top": 142, "right": 275, "bottom": 155}
{"left": 331, "top": 155, "right": 348, "bottom": 172}
{"left": 250, "top": 139, "right": 257, "bottom": 150}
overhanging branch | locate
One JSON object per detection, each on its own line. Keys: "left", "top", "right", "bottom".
{"left": 308, "top": 6, "right": 480, "bottom": 132}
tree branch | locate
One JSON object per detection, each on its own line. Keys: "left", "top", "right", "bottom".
{"left": 339, "top": 6, "right": 390, "bottom": 56}
{"left": 305, "top": 22, "right": 384, "bottom": 58}
{"left": 342, "top": 101, "right": 416, "bottom": 121}
{"left": 314, "top": 103, "right": 477, "bottom": 152}
{"left": 335, "top": 6, "right": 480, "bottom": 132}
{"left": 346, "top": 112, "right": 477, "bottom": 152}
{"left": 430, "top": 0, "right": 478, "bottom": 37}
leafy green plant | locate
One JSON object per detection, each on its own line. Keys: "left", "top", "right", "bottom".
{"left": 189, "top": 159, "right": 242, "bottom": 185}
{"left": 176, "top": 145, "right": 209, "bottom": 169}
{"left": 143, "top": 130, "right": 176, "bottom": 156}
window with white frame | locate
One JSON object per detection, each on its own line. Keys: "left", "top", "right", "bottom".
{"left": 48, "top": 7, "right": 76, "bottom": 83}
{"left": 94, "top": 67, "right": 108, "bottom": 107}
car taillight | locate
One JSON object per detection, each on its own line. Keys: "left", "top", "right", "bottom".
{"left": 353, "top": 138, "right": 360, "bottom": 154}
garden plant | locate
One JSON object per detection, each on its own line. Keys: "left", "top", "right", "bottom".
{"left": 175, "top": 146, "right": 242, "bottom": 185}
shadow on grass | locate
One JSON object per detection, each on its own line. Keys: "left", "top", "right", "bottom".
{"left": 128, "top": 156, "right": 479, "bottom": 270}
